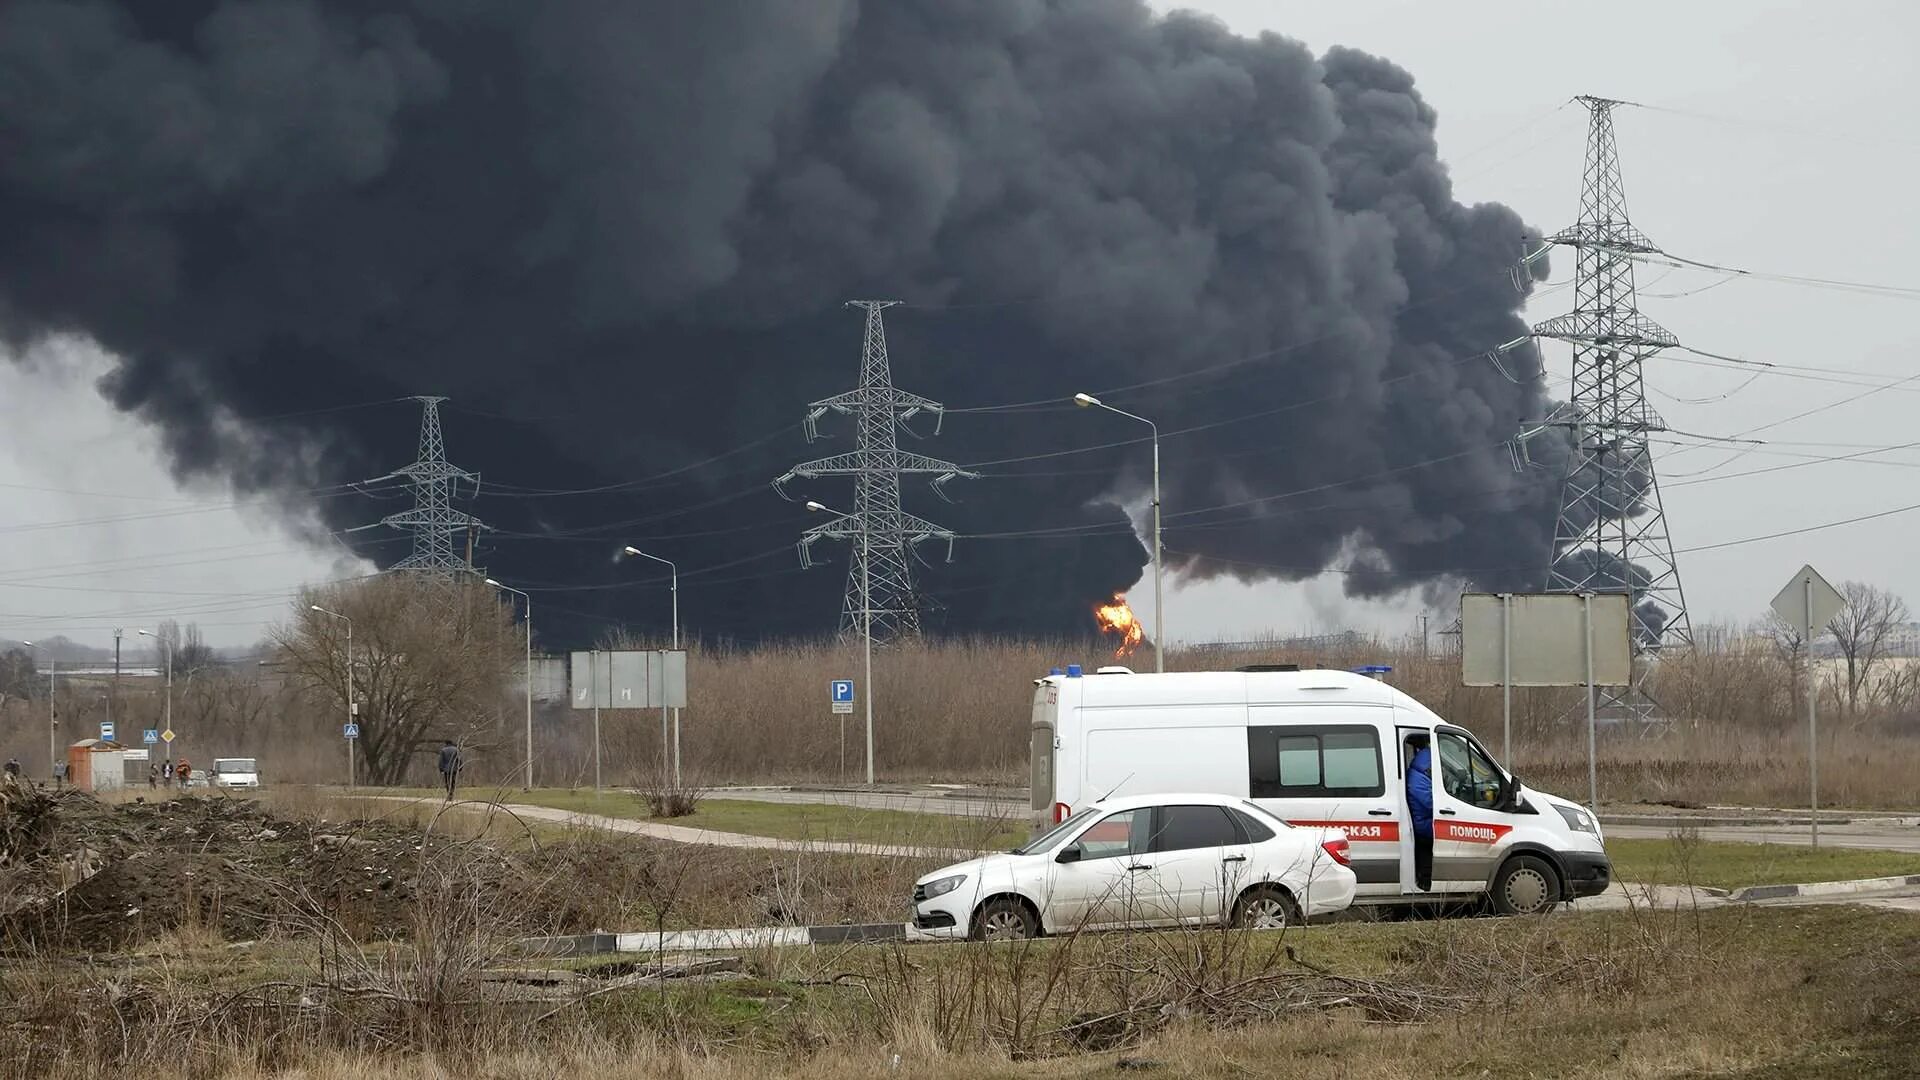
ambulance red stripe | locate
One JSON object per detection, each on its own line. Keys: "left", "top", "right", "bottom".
{"left": 1285, "top": 819, "right": 1400, "bottom": 842}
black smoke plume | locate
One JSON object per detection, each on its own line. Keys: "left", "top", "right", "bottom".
{"left": 0, "top": 0, "right": 1562, "bottom": 644}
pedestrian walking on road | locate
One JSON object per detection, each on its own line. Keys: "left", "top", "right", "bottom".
{"left": 51, "top": 761, "right": 66, "bottom": 789}
{"left": 176, "top": 758, "right": 192, "bottom": 788}
{"left": 148, "top": 764, "right": 159, "bottom": 789}
{"left": 437, "top": 740, "right": 461, "bottom": 800}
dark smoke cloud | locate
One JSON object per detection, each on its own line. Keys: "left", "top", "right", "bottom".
{"left": 0, "top": 0, "right": 1564, "bottom": 644}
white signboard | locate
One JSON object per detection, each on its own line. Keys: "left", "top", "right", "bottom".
{"left": 570, "top": 650, "right": 688, "bottom": 709}
{"left": 1461, "top": 592, "right": 1632, "bottom": 687}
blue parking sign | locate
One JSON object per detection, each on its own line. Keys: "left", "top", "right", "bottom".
{"left": 830, "top": 679, "right": 854, "bottom": 703}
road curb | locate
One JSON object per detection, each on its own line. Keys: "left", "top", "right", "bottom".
{"left": 1729, "top": 874, "right": 1920, "bottom": 903}
{"left": 1601, "top": 815, "right": 1855, "bottom": 828}
{"left": 518, "top": 922, "right": 907, "bottom": 957}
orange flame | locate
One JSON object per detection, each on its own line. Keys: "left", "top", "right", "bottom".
{"left": 1093, "top": 593, "right": 1145, "bottom": 658}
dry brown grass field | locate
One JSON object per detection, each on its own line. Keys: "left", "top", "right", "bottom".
{"left": 547, "top": 635, "right": 1920, "bottom": 809}
{"left": 5, "top": 632, "right": 1916, "bottom": 808}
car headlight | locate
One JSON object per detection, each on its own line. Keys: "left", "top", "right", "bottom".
{"left": 919, "top": 874, "right": 966, "bottom": 899}
{"left": 1554, "top": 804, "right": 1598, "bottom": 835}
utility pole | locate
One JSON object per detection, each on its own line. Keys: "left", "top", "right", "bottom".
{"left": 1520, "top": 96, "right": 1692, "bottom": 724}
{"left": 311, "top": 606, "right": 354, "bottom": 786}
{"left": 805, "top": 501, "right": 875, "bottom": 785}
{"left": 621, "top": 548, "right": 681, "bottom": 786}
{"left": 484, "top": 579, "right": 534, "bottom": 790}
{"left": 774, "top": 301, "right": 978, "bottom": 644}
{"left": 110, "top": 628, "right": 121, "bottom": 735}
{"left": 1072, "top": 393, "right": 1165, "bottom": 671}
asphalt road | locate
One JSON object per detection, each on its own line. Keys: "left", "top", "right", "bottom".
{"left": 713, "top": 786, "right": 1920, "bottom": 854}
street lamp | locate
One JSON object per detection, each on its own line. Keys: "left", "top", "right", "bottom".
{"left": 1073, "top": 392, "right": 1164, "bottom": 672}
{"left": 19, "top": 641, "right": 55, "bottom": 779}
{"left": 483, "top": 579, "right": 534, "bottom": 790}
{"left": 308, "top": 607, "right": 354, "bottom": 787}
{"left": 805, "top": 500, "right": 875, "bottom": 785}
{"left": 136, "top": 629, "right": 175, "bottom": 771}
{"left": 620, "top": 546, "right": 682, "bottom": 785}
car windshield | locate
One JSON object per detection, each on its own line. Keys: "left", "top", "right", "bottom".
{"left": 1012, "top": 808, "right": 1098, "bottom": 855}
{"left": 214, "top": 759, "right": 255, "bottom": 772}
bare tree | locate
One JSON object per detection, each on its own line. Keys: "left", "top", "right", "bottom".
{"left": 1825, "top": 581, "right": 1910, "bottom": 718}
{"left": 178, "top": 669, "right": 271, "bottom": 744}
{"left": 271, "top": 575, "right": 522, "bottom": 785}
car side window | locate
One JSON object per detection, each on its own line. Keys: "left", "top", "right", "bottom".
{"left": 1229, "top": 808, "right": 1276, "bottom": 843}
{"left": 1150, "top": 805, "right": 1241, "bottom": 853}
{"left": 1435, "top": 730, "right": 1503, "bottom": 809}
{"left": 1075, "top": 809, "right": 1145, "bottom": 860}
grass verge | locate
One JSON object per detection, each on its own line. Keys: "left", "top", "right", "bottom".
{"left": 1606, "top": 834, "right": 1920, "bottom": 891}
{"left": 7, "top": 904, "right": 1917, "bottom": 1078}
{"left": 343, "top": 784, "right": 1025, "bottom": 852}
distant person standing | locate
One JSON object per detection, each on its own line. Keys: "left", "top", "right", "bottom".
{"left": 148, "top": 764, "right": 159, "bottom": 790}
{"left": 176, "top": 758, "right": 192, "bottom": 788}
{"left": 4, "top": 757, "right": 19, "bottom": 781}
{"left": 437, "top": 740, "right": 461, "bottom": 800}
{"left": 51, "top": 760, "right": 66, "bottom": 789}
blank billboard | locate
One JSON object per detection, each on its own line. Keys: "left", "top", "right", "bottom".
{"left": 570, "top": 650, "right": 688, "bottom": 709}
{"left": 1461, "top": 593, "right": 1631, "bottom": 687}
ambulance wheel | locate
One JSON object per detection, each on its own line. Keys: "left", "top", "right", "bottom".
{"left": 1231, "top": 885, "right": 1300, "bottom": 930}
{"left": 1491, "top": 855, "right": 1562, "bottom": 916}
{"left": 970, "top": 897, "right": 1039, "bottom": 941}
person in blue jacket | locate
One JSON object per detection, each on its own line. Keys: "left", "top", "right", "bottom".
{"left": 1406, "top": 733, "right": 1433, "bottom": 890}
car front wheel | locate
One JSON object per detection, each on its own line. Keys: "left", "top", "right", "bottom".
{"left": 1491, "top": 855, "right": 1563, "bottom": 916}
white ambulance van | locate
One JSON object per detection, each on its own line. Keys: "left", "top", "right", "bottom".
{"left": 1029, "top": 664, "right": 1610, "bottom": 915}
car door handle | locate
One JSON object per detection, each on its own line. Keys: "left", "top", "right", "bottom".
{"left": 1126, "top": 864, "right": 1153, "bottom": 872}
{"left": 1221, "top": 855, "right": 1247, "bottom": 864}
{"left": 1439, "top": 809, "right": 1457, "bottom": 816}
{"left": 1367, "top": 809, "right": 1394, "bottom": 817}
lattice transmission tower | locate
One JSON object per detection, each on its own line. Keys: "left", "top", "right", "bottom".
{"left": 774, "top": 301, "right": 977, "bottom": 642}
{"left": 1524, "top": 96, "right": 1693, "bottom": 721}
{"left": 374, "top": 396, "right": 487, "bottom": 577}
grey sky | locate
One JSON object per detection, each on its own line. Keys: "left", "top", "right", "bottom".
{"left": 1134, "top": 0, "right": 1920, "bottom": 644}
{"left": 2, "top": 1, "right": 1916, "bottom": 649}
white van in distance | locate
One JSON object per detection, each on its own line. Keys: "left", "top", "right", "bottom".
{"left": 1029, "top": 665, "right": 1609, "bottom": 916}
{"left": 210, "top": 758, "right": 261, "bottom": 790}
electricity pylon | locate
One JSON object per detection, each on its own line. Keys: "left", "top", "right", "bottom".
{"left": 1523, "top": 96, "right": 1693, "bottom": 722}
{"left": 774, "top": 301, "right": 977, "bottom": 642}
{"left": 376, "top": 396, "right": 487, "bottom": 577}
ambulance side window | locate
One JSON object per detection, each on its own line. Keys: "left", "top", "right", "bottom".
{"left": 1248, "top": 725, "right": 1384, "bottom": 798}
{"left": 1435, "top": 730, "right": 1503, "bottom": 809}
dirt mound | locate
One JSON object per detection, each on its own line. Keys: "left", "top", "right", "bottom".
{"left": 0, "top": 786, "right": 530, "bottom": 950}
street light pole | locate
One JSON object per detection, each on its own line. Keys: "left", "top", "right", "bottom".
{"left": 484, "top": 579, "right": 534, "bottom": 790}
{"left": 1073, "top": 393, "right": 1164, "bottom": 672}
{"left": 136, "top": 629, "right": 173, "bottom": 773}
{"left": 308, "top": 608, "right": 353, "bottom": 787}
{"left": 805, "top": 501, "right": 875, "bottom": 785}
{"left": 621, "top": 547, "right": 681, "bottom": 785}
{"left": 20, "top": 641, "right": 55, "bottom": 779}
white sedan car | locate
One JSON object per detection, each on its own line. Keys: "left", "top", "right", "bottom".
{"left": 910, "top": 792, "right": 1357, "bottom": 941}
